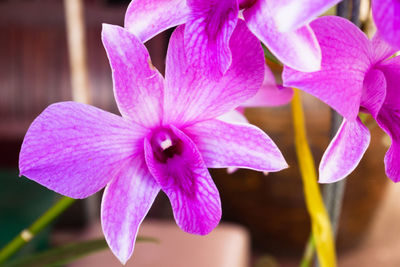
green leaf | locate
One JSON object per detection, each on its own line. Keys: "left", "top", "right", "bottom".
{"left": 3, "top": 236, "right": 157, "bottom": 267}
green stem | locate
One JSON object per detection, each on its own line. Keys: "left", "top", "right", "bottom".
{"left": 0, "top": 196, "right": 76, "bottom": 264}
{"left": 300, "top": 235, "right": 315, "bottom": 267}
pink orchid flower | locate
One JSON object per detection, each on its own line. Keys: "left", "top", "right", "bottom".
{"left": 243, "top": 66, "right": 294, "bottom": 107}
{"left": 372, "top": 0, "right": 400, "bottom": 50}
{"left": 283, "top": 16, "right": 400, "bottom": 183}
{"left": 19, "top": 21, "right": 287, "bottom": 263}
{"left": 226, "top": 65, "right": 294, "bottom": 124}
{"left": 125, "top": 0, "right": 341, "bottom": 77}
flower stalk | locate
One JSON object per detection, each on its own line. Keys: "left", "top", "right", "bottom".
{"left": 291, "top": 89, "right": 336, "bottom": 267}
{"left": 0, "top": 197, "right": 76, "bottom": 264}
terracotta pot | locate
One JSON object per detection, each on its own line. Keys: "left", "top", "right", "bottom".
{"left": 210, "top": 93, "right": 388, "bottom": 256}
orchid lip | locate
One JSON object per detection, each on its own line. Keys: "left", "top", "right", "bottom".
{"left": 149, "top": 127, "right": 183, "bottom": 164}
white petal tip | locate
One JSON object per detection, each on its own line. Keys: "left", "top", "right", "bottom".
{"left": 101, "top": 23, "right": 112, "bottom": 32}
{"left": 277, "top": 161, "right": 289, "bottom": 171}
{"left": 318, "top": 173, "right": 345, "bottom": 184}
{"left": 318, "top": 178, "right": 330, "bottom": 184}
{"left": 227, "top": 167, "right": 238, "bottom": 174}
{"left": 115, "top": 253, "right": 130, "bottom": 265}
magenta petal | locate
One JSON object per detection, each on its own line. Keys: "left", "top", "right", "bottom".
{"left": 213, "top": 110, "right": 249, "bottom": 172}
{"left": 217, "top": 109, "right": 248, "bottom": 124}
{"left": 184, "top": 0, "right": 238, "bottom": 79}
{"left": 377, "top": 56, "right": 400, "bottom": 108}
{"left": 375, "top": 56, "right": 400, "bottom": 182}
{"left": 242, "top": 66, "right": 294, "bottom": 107}
{"left": 271, "top": 0, "right": 341, "bottom": 32}
{"left": 372, "top": 0, "right": 400, "bottom": 50}
{"left": 144, "top": 125, "right": 221, "bottom": 235}
{"left": 243, "top": 0, "right": 321, "bottom": 72}
{"left": 371, "top": 33, "right": 398, "bottom": 63}
{"left": 102, "top": 24, "right": 164, "bottom": 127}
{"left": 164, "top": 20, "right": 264, "bottom": 126}
{"left": 376, "top": 108, "right": 400, "bottom": 182}
{"left": 101, "top": 157, "right": 160, "bottom": 264}
{"left": 124, "top": 0, "right": 189, "bottom": 42}
{"left": 319, "top": 118, "right": 370, "bottom": 183}
{"left": 184, "top": 119, "right": 288, "bottom": 172}
{"left": 283, "top": 16, "right": 371, "bottom": 120}
{"left": 380, "top": 57, "right": 400, "bottom": 101}
{"left": 19, "top": 102, "right": 146, "bottom": 198}
{"left": 361, "top": 68, "right": 387, "bottom": 117}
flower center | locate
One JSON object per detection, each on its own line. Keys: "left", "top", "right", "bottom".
{"left": 150, "top": 128, "right": 183, "bottom": 163}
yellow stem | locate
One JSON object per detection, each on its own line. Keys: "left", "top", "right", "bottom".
{"left": 291, "top": 89, "right": 337, "bottom": 267}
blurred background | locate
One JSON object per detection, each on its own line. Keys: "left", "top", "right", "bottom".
{"left": 0, "top": 0, "right": 399, "bottom": 266}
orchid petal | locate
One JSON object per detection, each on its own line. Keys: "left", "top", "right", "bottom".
{"left": 102, "top": 24, "right": 164, "bottom": 128}
{"left": 243, "top": 0, "right": 322, "bottom": 72}
{"left": 377, "top": 56, "right": 400, "bottom": 109}
{"left": 184, "top": 0, "right": 238, "bottom": 79}
{"left": 375, "top": 56, "right": 400, "bottom": 182}
{"left": 371, "top": 33, "right": 398, "bottom": 63}
{"left": 124, "top": 0, "right": 189, "bottom": 42}
{"left": 242, "top": 66, "right": 294, "bottom": 107}
{"left": 216, "top": 109, "right": 249, "bottom": 173}
{"left": 271, "top": 0, "right": 341, "bottom": 33}
{"left": 184, "top": 119, "right": 288, "bottom": 172}
{"left": 376, "top": 108, "right": 400, "bottom": 182}
{"left": 372, "top": 0, "right": 400, "bottom": 50}
{"left": 283, "top": 16, "right": 371, "bottom": 120}
{"left": 19, "top": 102, "right": 146, "bottom": 198}
{"left": 101, "top": 157, "right": 160, "bottom": 264}
{"left": 214, "top": 111, "right": 248, "bottom": 173}
{"left": 217, "top": 109, "right": 248, "bottom": 124}
{"left": 144, "top": 126, "right": 221, "bottom": 235}
{"left": 361, "top": 68, "right": 387, "bottom": 117}
{"left": 319, "top": 118, "right": 370, "bottom": 183}
{"left": 164, "top": 20, "right": 264, "bottom": 126}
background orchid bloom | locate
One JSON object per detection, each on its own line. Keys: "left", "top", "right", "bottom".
{"left": 372, "top": 0, "right": 400, "bottom": 50}
{"left": 19, "top": 20, "right": 288, "bottom": 263}
{"left": 125, "top": 0, "right": 341, "bottom": 78}
{"left": 283, "top": 16, "right": 400, "bottom": 184}
{"left": 243, "top": 65, "right": 294, "bottom": 107}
